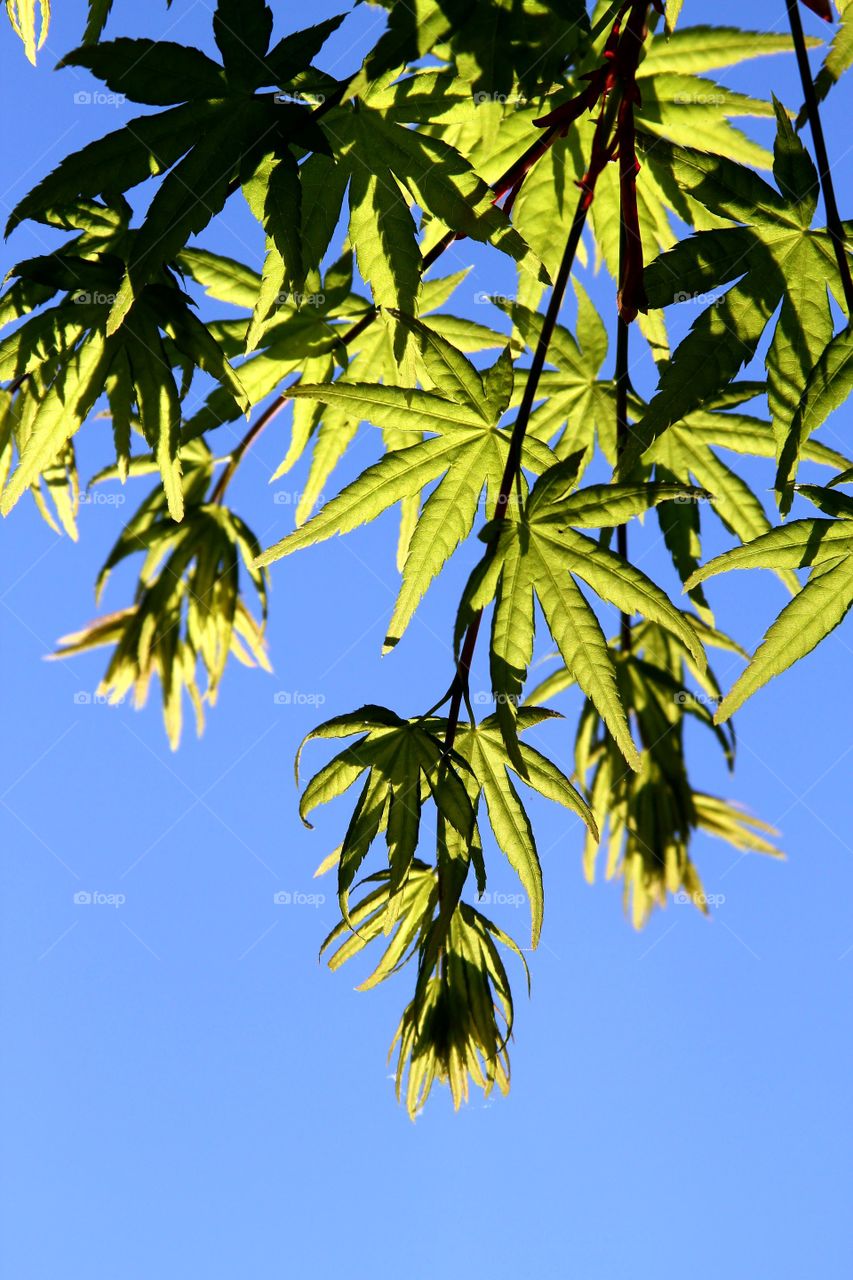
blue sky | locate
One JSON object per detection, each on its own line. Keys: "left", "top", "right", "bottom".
{"left": 1, "top": 2, "right": 851, "bottom": 1277}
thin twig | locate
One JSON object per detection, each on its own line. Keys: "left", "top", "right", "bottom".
{"left": 441, "top": 4, "right": 655, "bottom": 754}
{"left": 210, "top": 308, "right": 375, "bottom": 504}
{"left": 787, "top": 0, "right": 853, "bottom": 314}
{"left": 442, "top": 187, "right": 593, "bottom": 757}
{"left": 615, "top": 309, "right": 632, "bottom": 653}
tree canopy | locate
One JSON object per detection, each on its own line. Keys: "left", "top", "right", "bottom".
{"left": 2, "top": 0, "right": 852, "bottom": 1116}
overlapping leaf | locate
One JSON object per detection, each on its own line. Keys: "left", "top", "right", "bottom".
{"left": 320, "top": 858, "right": 526, "bottom": 1118}
{"left": 457, "top": 452, "right": 709, "bottom": 773}
{"left": 532, "top": 620, "right": 780, "bottom": 928}
{"left": 641, "top": 381, "right": 852, "bottom": 605}
{"left": 297, "top": 705, "right": 476, "bottom": 925}
{"left": 256, "top": 324, "right": 559, "bottom": 651}
{"left": 622, "top": 108, "right": 852, "bottom": 474}
{"left": 50, "top": 441, "right": 270, "bottom": 747}
{"left": 686, "top": 482, "right": 853, "bottom": 721}
{"left": 7, "top": 5, "right": 344, "bottom": 332}
{"left": 300, "top": 701, "right": 592, "bottom": 948}
{"left": 0, "top": 203, "right": 249, "bottom": 521}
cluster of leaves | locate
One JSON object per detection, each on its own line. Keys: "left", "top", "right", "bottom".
{"left": 3, "top": 0, "right": 853, "bottom": 1115}
{"left": 50, "top": 441, "right": 269, "bottom": 749}
{"left": 528, "top": 618, "right": 782, "bottom": 927}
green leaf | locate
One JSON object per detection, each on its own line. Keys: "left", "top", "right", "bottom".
{"left": 332, "top": 103, "right": 545, "bottom": 280}
{"left": 178, "top": 248, "right": 262, "bottom": 309}
{"left": 624, "top": 123, "right": 851, "bottom": 473}
{"left": 5, "top": 0, "right": 49, "bottom": 64}
{"left": 638, "top": 27, "right": 809, "bottom": 76}
{"left": 298, "top": 711, "right": 475, "bottom": 924}
{"left": 123, "top": 314, "right": 184, "bottom": 521}
{"left": 713, "top": 553, "right": 853, "bottom": 721}
{"left": 460, "top": 463, "right": 710, "bottom": 772}
{"left": 687, "top": 518, "right": 852, "bottom": 579}
{"left": 664, "top": 0, "right": 684, "bottom": 34}
{"left": 7, "top": 101, "right": 216, "bottom": 234}
{"left": 299, "top": 153, "right": 349, "bottom": 278}
{"left": 771, "top": 95, "right": 818, "bottom": 222}
{"left": 83, "top": 0, "right": 114, "bottom": 44}
{"left": 777, "top": 324, "right": 853, "bottom": 511}
{"left": 263, "top": 151, "right": 304, "bottom": 293}
{"left": 466, "top": 732, "right": 544, "bottom": 947}
{"left": 264, "top": 14, "right": 346, "bottom": 85}
{"left": 1, "top": 333, "right": 113, "bottom": 516}
{"left": 384, "top": 432, "right": 502, "bottom": 651}
{"left": 348, "top": 151, "right": 420, "bottom": 320}
{"left": 214, "top": 0, "right": 273, "bottom": 88}
{"left": 109, "top": 101, "right": 266, "bottom": 331}
{"left": 58, "top": 39, "right": 227, "bottom": 104}
{"left": 256, "top": 356, "right": 555, "bottom": 644}
{"left": 390, "top": 312, "right": 487, "bottom": 417}
{"left": 556, "top": 482, "right": 710, "bottom": 528}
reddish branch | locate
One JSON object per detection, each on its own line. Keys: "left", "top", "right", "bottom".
{"left": 799, "top": 0, "right": 832, "bottom": 20}
{"left": 441, "top": 1, "right": 659, "bottom": 754}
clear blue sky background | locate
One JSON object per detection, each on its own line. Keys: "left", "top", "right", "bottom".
{"left": 1, "top": 2, "right": 851, "bottom": 1277}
